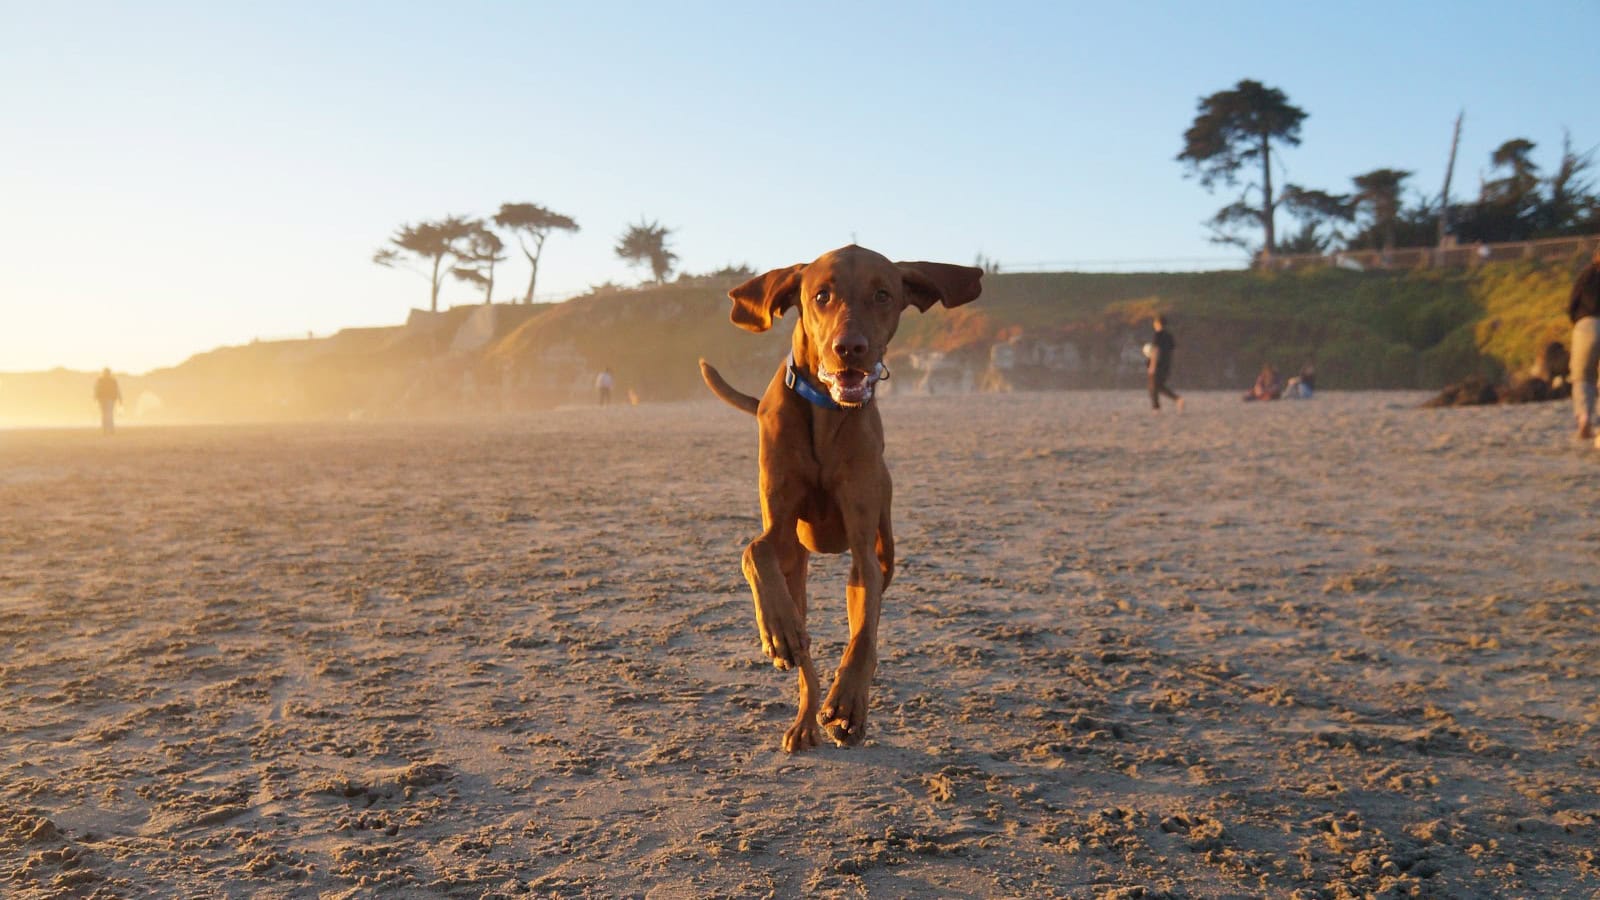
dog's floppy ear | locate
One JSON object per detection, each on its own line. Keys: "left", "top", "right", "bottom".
{"left": 728, "top": 264, "right": 805, "bottom": 333}
{"left": 898, "top": 261, "right": 984, "bottom": 312}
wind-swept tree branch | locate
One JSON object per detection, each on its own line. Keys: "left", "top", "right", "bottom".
{"left": 373, "top": 215, "right": 477, "bottom": 312}
{"left": 494, "top": 203, "right": 580, "bottom": 304}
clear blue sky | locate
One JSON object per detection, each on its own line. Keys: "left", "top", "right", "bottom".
{"left": 3, "top": 1, "right": 1596, "bottom": 373}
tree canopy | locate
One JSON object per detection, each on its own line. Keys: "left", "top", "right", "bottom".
{"left": 1177, "top": 79, "right": 1308, "bottom": 255}
{"left": 494, "top": 203, "right": 580, "bottom": 304}
{"left": 1278, "top": 186, "right": 1353, "bottom": 253}
{"left": 1543, "top": 132, "right": 1596, "bottom": 234}
{"left": 614, "top": 218, "right": 678, "bottom": 284}
{"left": 1439, "top": 136, "right": 1597, "bottom": 244}
{"left": 373, "top": 216, "right": 478, "bottom": 312}
{"left": 450, "top": 221, "right": 507, "bottom": 304}
{"left": 1180, "top": 84, "right": 1600, "bottom": 258}
{"left": 1349, "top": 169, "right": 1413, "bottom": 252}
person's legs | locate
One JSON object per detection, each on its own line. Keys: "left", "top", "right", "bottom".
{"left": 1154, "top": 368, "right": 1180, "bottom": 410}
{"left": 100, "top": 401, "right": 114, "bottom": 435}
{"left": 1571, "top": 317, "right": 1600, "bottom": 438}
{"left": 1148, "top": 371, "right": 1161, "bottom": 410}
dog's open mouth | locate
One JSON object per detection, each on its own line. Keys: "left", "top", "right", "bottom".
{"left": 817, "top": 363, "right": 888, "bottom": 407}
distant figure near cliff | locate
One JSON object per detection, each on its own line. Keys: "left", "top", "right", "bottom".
{"left": 1146, "top": 314, "right": 1182, "bottom": 412}
{"left": 595, "top": 367, "right": 614, "bottom": 406}
{"left": 93, "top": 368, "right": 122, "bottom": 435}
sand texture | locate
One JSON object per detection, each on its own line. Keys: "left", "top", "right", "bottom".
{"left": 2, "top": 391, "right": 1598, "bottom": 898}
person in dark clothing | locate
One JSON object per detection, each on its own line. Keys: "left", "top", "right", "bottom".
{"left": 1568, "top": 250, "right": 1600, "bottom": 440}
{"left": 93, "top": 368, "right": 122, "bottom": 435}
{"left": 1147, "top": 314, "right": 1182, "bottom": 412}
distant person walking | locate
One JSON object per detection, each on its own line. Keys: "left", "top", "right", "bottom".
{"left": 1147, "top": 314, "right": 1182, "bottom": 412}
{"left": 595, "top": 367, "right": 614, "bottom": 407}
{"left": 1567, "top": 249, "right": 1600, "bottom": 441}
{"left": 93, "top": 368, "right": 122, "bottom": 435}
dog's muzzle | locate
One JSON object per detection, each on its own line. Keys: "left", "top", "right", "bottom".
{"left": 817, "top": 361, "right": 891, "bottom": 408}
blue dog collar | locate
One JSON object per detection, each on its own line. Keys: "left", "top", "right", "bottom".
{"left": 784, "top": 352, "right": 843, "bottom": 410}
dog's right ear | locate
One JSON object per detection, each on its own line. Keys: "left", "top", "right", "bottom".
{"left": 729, "top": 264, "right": 805, "bottom": 333}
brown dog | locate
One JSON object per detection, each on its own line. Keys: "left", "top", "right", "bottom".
{"left": 699, "top": 245, "right": 982, "bottom": 752}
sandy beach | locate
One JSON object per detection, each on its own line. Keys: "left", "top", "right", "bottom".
{"left": 2, "top": 390, "right": 1597, "bottom": 898}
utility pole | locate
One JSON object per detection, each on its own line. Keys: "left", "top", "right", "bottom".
{"left": 1438, "top": 110, "right": 1464, "bottom": 246}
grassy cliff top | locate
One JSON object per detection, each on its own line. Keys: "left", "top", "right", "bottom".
{"left": 5, "top": 254, "right": 1584, "bottom": 425}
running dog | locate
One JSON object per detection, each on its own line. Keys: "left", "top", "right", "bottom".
{"left": 699, "top": 244, "right": 982, "bottom": 751}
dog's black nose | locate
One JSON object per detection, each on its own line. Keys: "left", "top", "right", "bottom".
{"left": 833, "top": 333, "right": 868, "bottom": 363}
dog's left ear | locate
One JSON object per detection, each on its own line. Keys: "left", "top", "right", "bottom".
{"left": 728, "top": 264, "right": 805, "bottom": 333}
{"left": 898, "top": 262, "right": 984, "bottom": 312}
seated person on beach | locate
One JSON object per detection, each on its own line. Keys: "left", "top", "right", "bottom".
{"left": 1423, "top": 343, "right": 1573, "bottom": 408}
{"left": 1243, "top": 363, "right": 1283, "bottom": 401}
{"left": 1283, "top": 362, "right": 1316, "bottom": 399}
{"left": 1497, "top": 341, "right": 1573, "bottom": 405}
{"left": 1532, "top": 341, "right": 1570, "bottom": 394}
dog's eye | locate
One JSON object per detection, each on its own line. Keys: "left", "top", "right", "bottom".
{"left": 874, "top": 289, "right": 891, "bottom": 304}
{"left": 814, "top": 289, "right": 830, "bottom": 305}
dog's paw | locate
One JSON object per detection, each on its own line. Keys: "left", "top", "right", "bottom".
{"left": 818, "top": 678, "right": 870, "bottom": 747}
{"left": 757, "top": 617, "right": 810, "bottom": 670}
{"left": 782, "top": 716, "right": 820, "bottom": 753}
{"left": 823, "top": 720, "right": 864, "bottom": 746}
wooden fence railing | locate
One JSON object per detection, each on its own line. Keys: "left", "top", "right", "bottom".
{"left": 1261, "top": 235, "right": 1600, "bottom": 272}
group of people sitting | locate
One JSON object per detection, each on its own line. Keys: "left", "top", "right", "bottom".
{"left": 1243, "top": 362, "right": 1316, "bottom": 401}
{"left": 1423, "top": 340, "right": 1572, "bottom": 408}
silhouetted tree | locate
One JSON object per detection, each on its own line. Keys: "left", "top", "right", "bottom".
{"left": 1276, "top": 222, "right": 1334, "bottom": 255}
{"left": 615, "top": 218, "right": 678, "bottom": 283}
{"left": 1484, "top": 139, "right": 1541, "bottom": 210}
{"left": 1350, "top": 169, "right": 1413, "bottom": 252}
{"left": 1177, "top": 79, "right": 1308, "bottom": 256}
{"left": 493, "top": 203, "right": 580, "bottom": 304}
{"left": 1388, "top": 197, "right": 1446, "bottom": 249}
{"left": 373, "top": 215, "right": 478, "bottom": 312}
{"left": 1456, "top": 138, "right": 1569, "bottom": 243}
{"left": 451, "top": 221, "right": 507, "bottom": 304}
{"left": 1539, "top": 131, "right": 1597, "bottom": 236}
{"left": 1280, "top": 186, "right": 1353, "bottom": 252}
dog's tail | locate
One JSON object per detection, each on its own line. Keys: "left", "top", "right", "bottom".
{"left": 699, "top": 359, "right": 759, "bottom": 415}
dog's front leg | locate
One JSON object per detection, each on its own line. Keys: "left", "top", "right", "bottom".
{"left": 741, "top": 529, "right": 810, "bottom": 670}
{"left": 742, "top": 527, "right": 821, "bottom": 753}
{"left": 781, "top": 546, "right": 821, "bottom": 753}
{"left": 818, "top": 555, "right": 881, "bottom": 746}
{"left": 819, "top": 488, "right": 890, "bottom": 746}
